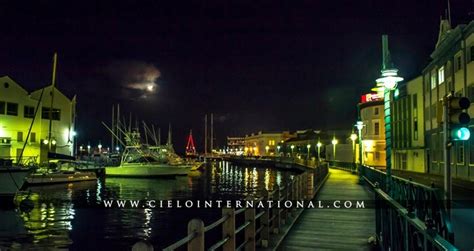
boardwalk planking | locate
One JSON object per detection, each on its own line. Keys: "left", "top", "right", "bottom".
{"left": 279, "top": 168, "right": 376, "bottom": 250}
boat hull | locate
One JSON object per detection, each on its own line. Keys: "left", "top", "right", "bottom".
{"left": 0, "top": 168, "right": 30, "bottom": 197}
{"left": 105, "top": 164, "right": 190, "bottom": 177}
{"left": 25, "top": 172, "right": 97, "bottom": 185}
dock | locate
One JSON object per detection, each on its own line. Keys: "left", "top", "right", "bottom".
{"left": 279, "top": 168, "right": 375, "bottom": 250}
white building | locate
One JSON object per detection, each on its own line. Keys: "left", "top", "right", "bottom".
{"left": 0, "top": 76, "right": 76, "bottom": 164}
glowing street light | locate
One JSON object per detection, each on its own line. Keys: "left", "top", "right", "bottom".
{"left": 265, "top": 145, "right": 270, "bottom": 155}
{"left": 374, "top": 35, "right": 404, "bottom": 195}
{"left": 115, "top": 146, "right": 120, "bottom": 152}
{"left": 331, "top": 138, "right": 338, "bottom": 162}
{"left": 98, "top": 143, "right": 103, "bottom": 153}
{"left": 277, "top": 145, "right": 281, "bottom": 154}
{"left": 306, "top": 144, "right": 311, "bottom": 160}
{"left": 355, "top": 121, "right": 364, "bottom": 168}
{"left": 316, "top": 141, "right": 322, "bottom": 161}
{"left": 290, "top": 145, "right": 295, "bottom": 156}
{"left": 350, "top": 133, "right": 358, "bottom": 173}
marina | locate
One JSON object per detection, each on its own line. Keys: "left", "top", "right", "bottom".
{"left": 0, "top": 161, "right": 299, "bottom": 250}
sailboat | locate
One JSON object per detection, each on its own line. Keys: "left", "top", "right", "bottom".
{"left": 24, "top": 53, "right": 97, "bottom": 185}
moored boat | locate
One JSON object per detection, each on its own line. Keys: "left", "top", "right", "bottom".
{"left": 0, "top": 160, "right": 31, "bottom": 198}
{"left": 25, "top": 160, "right": 97, "bottom": 185}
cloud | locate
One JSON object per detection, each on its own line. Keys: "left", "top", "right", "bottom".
{"left": 106, "top": 60, "right": 161, "bottom": 92}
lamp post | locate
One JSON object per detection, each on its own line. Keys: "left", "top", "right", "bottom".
{"left": 306, "top": 144, "right": 311, "bottom": 160}
{"left": 331, "top": 138, "right": 338, "bottom": 164}
{"left": 316, "top": 141, "right": 322, "bottom": 162}
{"left": 98, "top": 142, "right": 103, "bottom": 153}
{"left": 265, "top": 145, "right": 270, "bottom": 155}
{"left": 290, "top": 145, "right": 295, "bottom": 157}
{"left": 355, "top": 121, "right": 364, "bottom": 167}
{"left": 350, "top": 133, "right": 358, "bottom": 173}
{"left": 277, "top": 145, "right": 281, "bottom": 156}
{"left": 87, "top": 143, "right": 91, "bottom": 155}
{"left": 374, "top": 35, "right": 403, "bottom": 195}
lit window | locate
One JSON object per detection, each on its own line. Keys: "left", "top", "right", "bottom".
{"left": 431, "top": 73, "right": 437, "bottom": 89}
{"left": 438, "top": 66, "right": 445, "bottom": 84}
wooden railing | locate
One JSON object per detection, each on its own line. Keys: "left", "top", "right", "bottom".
{"left": 161, "top": 164, "right": 328, "bottom": 250}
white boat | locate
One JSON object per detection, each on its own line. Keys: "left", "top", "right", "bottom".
{"left": 106, "top": 146, "right": 191, "bottom": 177}
{"left": 0, "top": 165, "right": 30, "bottom": 197}
{"left": 25, "top": 160, "right": 97, "bottom": 185}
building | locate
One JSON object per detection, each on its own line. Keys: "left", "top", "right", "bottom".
{"left": 244, "top": 131, "right": 294, "bottom": 156}
{"left": 226, "top": 136, "right": 245, "bottom": 155}
{"left": 392, "top": 76, "right": 426, "bottom": 172}
{"left": 422, "top": 20, "right": 474, "bottom": 181}
{"left": 0, "top": 76, "right": 76, "bottom": 164}
{"left": 358, "top": 92, "right": 386, "bottom": 167}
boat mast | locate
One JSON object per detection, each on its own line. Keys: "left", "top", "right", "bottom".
{"left": 210, "top": 113, "right": 213, "bottom": 154}
{"left": 47, "top": 53, "right": 58, "bottom": 155}
{"left": 111, "top": 105, "right": 115, "bottom": 151}
{"left": 204, "top": 114, "right": 208, "bottom": 155}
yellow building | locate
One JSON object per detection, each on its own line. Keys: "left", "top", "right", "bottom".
{"left": 0, "top": 76, "right": 76, "bottom": 164}
{"left": 392, "top": 76, "right": 426, "bottom": 172}
{"left": 244, "top": 131, "right": 294, "bottom": 156}
{"left": 422, "top": 20, "right": 474, "bottom": 181}
{"left": 359, "top": 93, "right": 386, "bottom": 167}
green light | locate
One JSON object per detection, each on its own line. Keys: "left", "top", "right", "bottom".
{"left": 453, "top": 127, "right": 470, "bottom": 141}
{"left": 394, "top": 88, "right": 399, "bottom": 98}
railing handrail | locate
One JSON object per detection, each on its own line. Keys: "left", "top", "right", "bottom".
{"left": 371, "top": 181, "right": 458, "bottom": 251}
{"left": 161, "top": 162, "right": 329, "bottom": 250}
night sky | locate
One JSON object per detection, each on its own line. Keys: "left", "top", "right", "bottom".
{"left": 0, "top": 0, "right": 472, "bottom": 152}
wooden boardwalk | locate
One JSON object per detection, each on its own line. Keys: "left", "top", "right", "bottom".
{"left": 279, "top": 168, "right": 375, "bottom": 250}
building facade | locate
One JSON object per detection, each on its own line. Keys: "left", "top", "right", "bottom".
{"left": 244, "top": 131, "right": 294, "bottom": 156}
{"left": 422, "top": 20, "right": 474, "bottom": 181}
{"left": 392, "top": 76, "right": 426, "bottom": 172}
{"left": 358, "top": 94, "right": 386, "bottom": 167}
{"left": 0, "top": 76, "right": 76, "bottom": 163}
{"left": 226, "top": 136, "right": 245, "bottom": 155}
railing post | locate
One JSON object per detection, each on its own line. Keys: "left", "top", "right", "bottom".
{"left": 260, "top": 189, "right": 270, "bottom": 248}
{"left": 222, "top": 208, "right": 235, "bottom": 251}
{"left": 245, "top": 207, "right": 256, "bottom": 251}
{"left": 281, "top": 185, "right": 287, "bottom": 225}
{"left": 187, "top": 219, "right": 205, "bottom": 251}
{"left": 272, "top": 184, "right": 281, "bottom": 233}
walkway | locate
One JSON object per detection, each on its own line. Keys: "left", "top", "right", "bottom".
{"left": 279, "top": 168, "right": 375, "bottom": 250}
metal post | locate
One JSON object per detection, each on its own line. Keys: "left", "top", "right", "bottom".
{"left": 443, "top": 95, "right": 452, "bottom": 214}
{"left": 384, "top": 88, "right": 392, "bottom": 194}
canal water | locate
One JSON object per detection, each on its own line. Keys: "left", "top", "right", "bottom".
{"left": 0, "top": 161, "right": 299, "bottom": 250}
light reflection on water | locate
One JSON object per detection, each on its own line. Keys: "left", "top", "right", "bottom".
{"left": 0, "top": 161, "right": 298, "bottom": 250}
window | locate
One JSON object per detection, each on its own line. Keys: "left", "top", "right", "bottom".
{"left": 31, "top": 132, "right": 36, "bottom": 143}
{"left": 17, "top": 132, "right": 23, "bottom": 142}
{"left": 0, "top": 101, "right": 5, "bottom": 114}
{"left": 42, "top": 107, "right": 61, "bottom": 121}
{"left": 24, "top": 106, "right": 35, "bottom": 118}
{"left": 438, "top": 66, "right": 445, "bottom": 84}
{"left": 431, "top": 73, "right": 437, "bottom": 89}
{"left": 414, "top": 119, "right": 418, "bottom": 140}
{"left": 455, "top": 55, "right": 462, "bottom": 71}
{"left": 374, "top": 107, "right": 379, "bottom": 115}
{"left": 6, "top": 102, "right": 18, "bottom": 116}
{"left": 457, "top": 143, "right": 464, "bottom": 164}
{"left": 375, "top": 152, "right": 380, "bottom": 160}
{"left": 374, "top": 122, "right": 380, "bottom": 135}
{"left": 470, "top": 46, "right": 474, "bottom": 62}
{"left": 401, "top": 153, "right": 407, "bottom": 169}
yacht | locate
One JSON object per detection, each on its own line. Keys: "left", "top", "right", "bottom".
{"left": 0, "top": 159, "right": 30, "bottom": 198}
{"left": 25, "top": 160, "right": 97, "bottom": 185}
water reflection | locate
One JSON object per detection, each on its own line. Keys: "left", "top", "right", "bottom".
{"left": 1, "top": 161, "right": 298, "bottom": 250}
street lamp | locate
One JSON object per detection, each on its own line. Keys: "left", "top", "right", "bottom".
{"left": 350, "top": 133, "right": 358, "bottom": 173}
{"left": 265, "top": 145, "right": 270, "bottom": 155}
{"left": 87, "top": 144, "right": 91, "bottom": 155}
{"left": 355, "top": 121, "right": 364, "bottom": 167}
{"left": 374, "top": 35, "right": 403, "bottom": 195}
{"left": 316, "top": 141, "right": 322, "bottom": 162}
{"left": 290, "top": 145, "right": 295, "bottom": 157}
{"left": 331, "top": 138, "right": 338, "bottom": 163}
{"left": 306, "top": 144, "right": 311, "bottom": 160}
{"left": 98, "top": 143, "right": 103, "bottom": 153}
{"left": 277, "top": 145, "right": 281, "bottom": 155}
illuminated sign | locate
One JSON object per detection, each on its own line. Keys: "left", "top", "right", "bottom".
{"left": 361, "top": 93, "right": 382, "bottom": 103}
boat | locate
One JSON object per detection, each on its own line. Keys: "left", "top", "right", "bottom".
{"left": 106, "top": 145, "right": 192, "bottom": 177}
{"left": 0, "top": 159, "right": 31, "bottom": 199}
{"left": 25, "top": 159, "right": 97, "bottom": 185}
